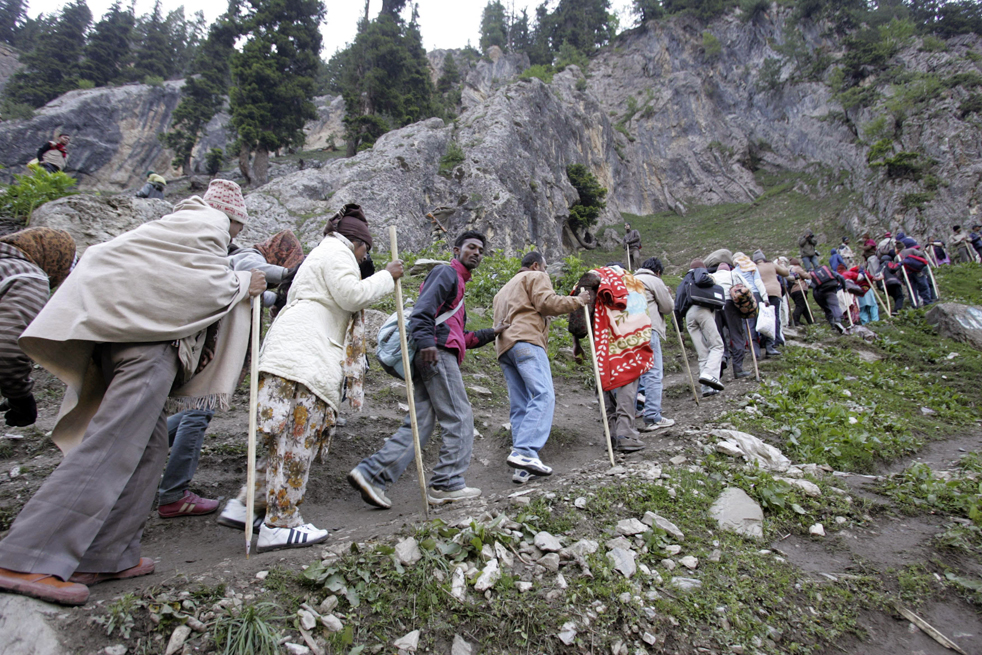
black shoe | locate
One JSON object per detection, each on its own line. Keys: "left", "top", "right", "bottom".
{"left": 613, "top": 436, "right": 646, "bottom": 452}
{"left": 832, "top": 322, "right": 845, "bottom": 334}
{"left": 765, "top": 346, "right": 780, "bottom": 357}
{"left": 734, "top": 370, "right": 751, "bottom": 380}
{"left": 702, "top": 388, "right": 721, "bottom": 397}
{"left": 698, "top": 375, "right": 725, "bottom": 391}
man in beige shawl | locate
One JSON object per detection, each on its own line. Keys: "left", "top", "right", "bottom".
{"left": 0, "top": 180, "right": 265, "bottom": 606}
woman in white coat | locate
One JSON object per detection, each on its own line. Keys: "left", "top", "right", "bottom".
{"left": 221, "top": 206, "right": 404, "bottom": 552}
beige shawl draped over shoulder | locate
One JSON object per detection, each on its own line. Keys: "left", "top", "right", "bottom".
{"left": 20, "top": 196, "right": 252, "bottom": 452}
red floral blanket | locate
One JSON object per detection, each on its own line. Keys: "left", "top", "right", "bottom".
{"left": 592, "top": 267, "right": 653, "bottom": 391}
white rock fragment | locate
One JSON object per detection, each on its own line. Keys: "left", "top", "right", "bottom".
{"left": 642, "top": 512, "right": 684, "bottom": 540}
{"left": 494, "top": 541, "right": 513, "bottom": 568}
{"left": 393, "top": 629, "right": 420, "bottom": 652}
{"left": 284, "top": 645, "right": 310, "bottom": 655}
{"left": 395, "top": 537, "right": 422, "bottom": 565}
{"left": 574, "top": 496, "right": 588, "bottom": 509}
{"left": 451, "top": 634, "right": 473, "bottom": 655}
{"left": 809, "top": 523, "right": 826, "bottom": 537}
{"left": 660, "top": 559, "right": 676, "bottom": 571}
{"left": 318, "top": 595, "right": 338, "bottom": 614}
{"left": 642, "top": 632, "right": 657, "bottom": 645}
{"left": 616, "top": 518, "right": 650, "bottom": 536}
{"left": 835, "top": 516, "right": 847, "bottom": 525}
{"left": 103, "top": 646, "right": 127, "bottom": 655}
{"left": 669, "top": 455, "right": 687, "bottom": 466}
{"left": 255, "top": 570, "right": 269, "bottom": 580}
{"left": 515, "top": 581, "right": 533, "bottom": 592}
{"left": 557, "top": 621, "right": 578, "bottom": 645}
{"left": 164, "top": 625, "right": 191, "bottom": 655}
{"left": 539, "top": 553, "right": 560, "bottom": 572}
{"left": 534, "top": 531, "right": 562, "bottom": 552}
{"left": 468, "top": 385, "right": 492, "bottom": 396}
{"left": 670, "top": 577, "right": 703, "bottom": 591}
{"left": 777, "top": 477, "right": 822, "bottom": 497}
{"left": 680, "top": 556, "right": 698, "bottom": 570}
{"left": 321, "top": 614, "right": 344, "bottom": 632}
{"left": 607, "top": 548, "right": 637, "bottom": 578}
{"left": 569, "top": 539, "right": 599, "bottom": 556}
{"left": 711, "top": 429, "right": 791, "bottom": 472}
{"left": 709, "top": 487, "right": 764, "bottom": 539}
{"left": 297, "top": 609, "right": 317, "bottom": 631}
{"left": 474, "top": 558, "right": 501, "bottom": 591}
{"left": 451, "top": 567, "right": 466, "bottom": 601}
{"left": 664, "top": 544, "right": 681, "bottom": 555}
{"left": 556, "top": 572, "right": 568, "bottom": 589}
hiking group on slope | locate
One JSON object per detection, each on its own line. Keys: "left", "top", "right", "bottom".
{"left": 0, "top": 190, "right": 974, "bottom": 606}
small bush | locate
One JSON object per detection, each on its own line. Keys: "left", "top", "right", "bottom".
{"left": 143, "top": 75, "right": 164, "bottom": 87}
{"left": 863, "top": 116, "right": 894, "bottom": 141}
{"left": 0, "top": 169, "right": 78, "bottom": 222}
{"left": 566, "top": 164, "right": 607, "bottom": 231}
{"left": 945, "top": 72, "right": 982, "bottom": 88}
{"left": 758, "top": 57, "right": 784, "bottom": 91}
{"left": 740, "top": 0, "right": 770, "bottom": 23}
{"left": 965, "top": 50, "right": 982, "bottom": 63}
{"left": 518, "top": 65, "right": 554, "bottom": 84}
{"left": 920, "top": 35, "right": 948, "bottom": 52}
{"left": 205, "top": 148, "right": 224, "bottom": 176}
{"left": 76, "top": 79, "right": 95, "bottom": 90}
{"left": 702, "top": 32, "right": 722, "bottom": 60}
{"left": 901, "top": 191, "right": 933, "bottom": 211}
{"left": 575, "top": 77, "right": 588, "bottom": 91}
{"left": 438, "top": 140, "right": 465, "bottom": 177}
{"left": 959, "top": 93, "right": 982, "bottom": 118}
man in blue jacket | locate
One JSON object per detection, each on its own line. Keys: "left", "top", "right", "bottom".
{"left": 349, "top": 231, "right": 501, "bottom": 508}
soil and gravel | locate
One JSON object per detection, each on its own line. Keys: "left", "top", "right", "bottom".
{"left": 1, "top": 322, "right": 980, "bottom": 654}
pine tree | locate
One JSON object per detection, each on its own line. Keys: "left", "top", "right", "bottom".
{"left": 132, "top": 1, "right": 174, "bottom": 81}
{"left": 511, "top": 8, "right": 531, "bottom": 52}
{"left": 229, "top": 0, "right": 325, "bottom": 185}
{"left": 162, "top": 14, "right": 236, "bottom": 175}
{"left": 480, "top": 1, "right": 508, "bottom": 52}
{"left": 548, "top": 0, "right": 616, "bottom": 54}
{"left": 3, "top": 1, "right": 92, "bottom": 108}
{"left": 0, "top": 0, "right": 27, "bottom": 46}
{"left": 80, "top": 2, "right": 135, "bottom": 86}
{"left": 334, "top": 4, "right": 435, "bottom": 154}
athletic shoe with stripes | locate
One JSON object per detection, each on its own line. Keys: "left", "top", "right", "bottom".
{"left": 506, "top": 453, "right": 553, "bottom": 476}
{"left": 157, "top": 490, "right": 219, "bottom": 518}
{"left": 256, "top": 523, "right": 329, "bottom": 553}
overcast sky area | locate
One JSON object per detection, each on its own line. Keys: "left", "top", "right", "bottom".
{"left": 28, "top": 0, "right": 636, "bottom": 58}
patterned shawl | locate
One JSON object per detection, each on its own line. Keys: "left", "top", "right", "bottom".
{"left": 254, "top": 230, "right": 305, "bottom": 269}
{"left": 341, "top": 309, "right": 366, "bottom": 410}
{"left": 592, "top": 266, "right": 653, "bottom": 391}
{"left": 0, "top": 227, "right": 76, "bottom": 288}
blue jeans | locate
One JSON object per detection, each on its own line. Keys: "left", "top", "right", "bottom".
{"left": 158, "top": 409, "right": 214, "bottom": 504}
{"left": 640, "top": 333, "right": 664, "bottom": 422}
{"left": 355, "top": 348, "right": 473, "bottom": 492}
{"left": 801, "top": 255, "right": 819, "bottom": 272}
{"left": 498, "top": 343, "right": 554, "bottom": 458}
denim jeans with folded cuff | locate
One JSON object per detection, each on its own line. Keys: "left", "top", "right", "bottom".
{"left": 355, "top": 348, "right": 474, "bottom": 492}
{"left": 640, "top": 332, "right": 664, "bottom": 423}
{"left": 499, "top": 342, "right": 554, "bottom": 459}
{"left": 158, "top": 409, "right": 215, "bottom": 505}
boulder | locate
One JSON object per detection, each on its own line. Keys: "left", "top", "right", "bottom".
{"left": 30, "top": 195, "right": 172, "bottom": 254}
{"left": 642, "top": 512, "right": 685, "bottom": 540}
{"left": 394, "top": 537, "right": 422, "bottom": 566}
{"left": 925, "top": 303, "right": 982, "bottom": 351}
{"left": 0, "top": 595, "right": 64, "bottom": 655}
{"left": 709, "top": 487, "right": 764, "bottom": 539}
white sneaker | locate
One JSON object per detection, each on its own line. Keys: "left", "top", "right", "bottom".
{"left": 427, "top": 486, "right": 482, "bottom": 505}
{"left": 216, "top": 498, "right": 263, "bottom": 530}
{"left": 506, "top": 453, "right": 553, "bottom": 476}
{"left": 640, "top": 417, "right": 675, "bottom": 432}
{"left": 256, "top": 523, "right": 329, "bottom": 553}
{"left": 512, "top": 469, "right": 545, "bottom": 485}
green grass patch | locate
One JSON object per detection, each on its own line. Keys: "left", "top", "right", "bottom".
{"left": 934, "top": 261, "right": 982, "bottom": 305}
{"left": 877, "top": 452, "right": 982, "bottom": 524}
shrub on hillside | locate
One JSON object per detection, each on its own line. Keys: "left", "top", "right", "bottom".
{"left": 0, "top": 168, "right": 78, "bottom": 222}
{"left": 566, "top": 164, "right": 607, "bottom": 231}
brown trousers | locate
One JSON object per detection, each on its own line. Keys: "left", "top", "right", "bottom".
{"left": 0, "top": 342, "right": 177, "bottom": 580}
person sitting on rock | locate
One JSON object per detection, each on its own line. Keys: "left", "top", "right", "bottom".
{"left": 0, "top": 228, "right": 76, "bottom": 428}
{"left": 491, "top": 251, "right": 587, "bottom": 484}
{"left": 0, "top": 179, "right": 264, "bottom": 606}
{"left": 135, "top": 172, "right": 167, "bottom": 199}
{"left": 36, "top": 133, "right": 70, "bottom": 173}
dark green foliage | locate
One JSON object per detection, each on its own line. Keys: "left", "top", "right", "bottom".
{"left": 701, "top": 31, "right": 722, "bottom": 59}
{"left": 436, "top": 54, "right": 460, "bottom": 93}
{"left": 0, "top": 168, "right": 78, "bottom": 221}
{"left": 566, "top": 163, "right": 607, "bottom": 230}
{"left": 131, "top": 1, "right": 173, "bottom": 81}
{"left": 438, "top": 140, "right": 464, "bottom": 177}
{"left": 205, "top": 148, "right": 224, "bottom": 176}
{"left": 901, "top": 191, "right": 933, "bottom": 210}
{"left": 510, "top": 9, "right": 531, "bottom": 52}
{"left": 839, "top": 27, "right": 899, "bottom": 86}
{"left": 479, "top": 1, "right": 508, "bottom": 52}
{"left": 4, "top": 1, "right": 92, "bottom": 108}
{"left": 662, "top": 0, "right": 738, "bottom": 22}
{"left": 906, "top": 0, "right": 982, "bottom": 38}
{"left": 0, "top": 0, "right": 26, "bottom": 46}
{"left": 632, "top": 0, "right": 664, "bottom": 23}
{"left": 229, "top": 0, "right": 325, "bottom": 182}
{"left": 79, "top": 2, "right": 135, "bottom": 87}
{"left": 162, "top": 15, "right": 236, "bottom": 174}
{"left": 945, "top": 71, "right": 982, "bottom": 88}
{"left": 740, "top": 0, "right": 770, "bottom": 23}
{"left": 333, "top": 11, "right": 435, "bottom": 155}
{"left": 533, "top": 0, "right": 616, "bottom": 60}
{"left": 959, "top": 93, "right": 982, "bottom": 118}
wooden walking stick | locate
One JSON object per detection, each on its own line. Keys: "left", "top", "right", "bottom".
{"left": 867, "top": 278, "right": 889, "bottom": 317}
{"left": 926, "top": 261, "right": 940, "bottom": 299}
{"left": 625, "top": 242, "right": 632, "bottom": 271}
{"left": 671, "top": 313, "right": 700, "bottom": 406}
{"left": 245, "top": 295, "right": 261, "bottom": 558}
{"left": 900, "top": 265, "right": 919, "bottom": 309}
{"left": 745, "top": 319, "right": 761, "bottom": 381}
{"left": 389, "top": 226, "right": 430, "bottom": 519}
{"left": 583, "top": 305, "right": 616, "bottom": 466}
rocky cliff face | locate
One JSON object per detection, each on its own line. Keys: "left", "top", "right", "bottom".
{"left": 0, "top": 81, "right": 184, "bottom": 190}
{"left": 30, "top": 195, "right": 172, "bottom": 253}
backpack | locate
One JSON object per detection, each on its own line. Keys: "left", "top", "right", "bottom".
{"left": 883, "top": 262, "right": 903, "bottom": 288}
{"left": 844, "top": 279, "right": 864, "bottom": 296}
{"left": 729, "top": 283, "right": 758, "bottom": 318}
{"left": 903, "top": 254, "right": 929, "bottom": 273}
{"left": 810, "top": 265, "right": 836, "bottom": 288}
{"left": 689, "top": 281, "right": 726, "bottom": 309}
{"left": 376, "top": 297, "right": 464, "bottom": 380}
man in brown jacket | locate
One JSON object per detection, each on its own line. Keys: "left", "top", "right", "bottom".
{"left": 492, "top": 251, "right": 589, "bottom": 482}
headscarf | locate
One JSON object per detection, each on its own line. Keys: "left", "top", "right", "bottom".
{"left": 254, "top": 230, "right": 305, "bottom": 269}
{"left": 732, "top": 252, "right": 757, "bottom": 272}
{"left": 0, "top": 227, "right": 76, "bottom": 288}
{"left": 325, "top": 204, "right": 373, "bottom": 249}
{"left": 717, "top": 263, "right": 731, "bottom": 271}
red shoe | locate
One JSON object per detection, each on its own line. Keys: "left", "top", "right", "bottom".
{"left": 157, "top": 490, "right": 219, "bottom": 518}
{"left": 69, "top": 557, "right": 155, "bottom": 586}
{"left": 0, "top": 567, "right": 89, "bottom": 606}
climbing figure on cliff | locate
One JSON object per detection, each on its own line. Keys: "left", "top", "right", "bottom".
{"left": 798, "top": 229, "right": 819, "bottom": 271}
{"left": 623, "top": 222, "right": 641, "bottom": 269}
{"left": 349, "top": 231, "right": 501, "bottom": 509}
{"left": 0, "top": 179, "right": 264, "bottom": 606}
{"left": 491, "top": 251, "right": 588, "bottom": 484}
{"left": 136, "top": 172, "right": 167, "bottom": 199}
{"left": 34, "top": 133, "right": 70, "bottom": 174}
{"left": 0, "top": 228, "right": 76, "bottom": 429}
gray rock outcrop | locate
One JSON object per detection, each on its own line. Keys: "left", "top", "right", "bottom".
{"left": 925, "top": 302, "right": 982, "bottom": 351}
{"left": 709, "top": 487, "right": 764, "bottom": 539}
{"left": 0, "top": 595, "right": 64, "bottom": 655}
{"left": 30, "top": 195, "right": 173, "bottom": 253}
